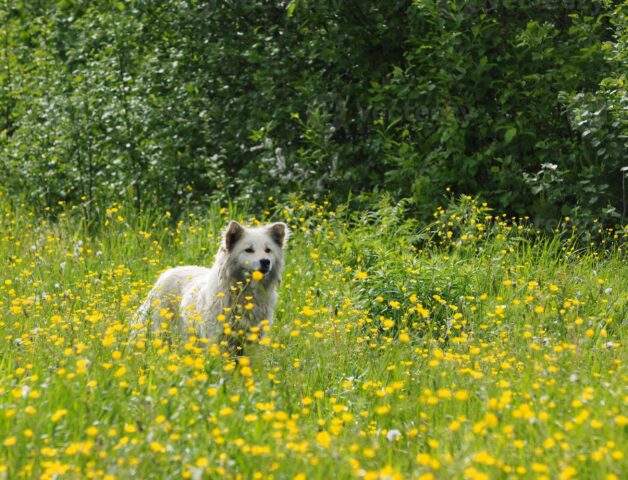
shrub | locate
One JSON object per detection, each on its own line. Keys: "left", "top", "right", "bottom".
{"left": 0, "top": 1, "right": 625, "bottom": 227}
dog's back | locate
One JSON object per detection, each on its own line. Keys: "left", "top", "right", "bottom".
{"left": 133, "top": 266, "right": 211, "bottom": 332}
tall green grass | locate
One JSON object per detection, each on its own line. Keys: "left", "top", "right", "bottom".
{"left": 0, "top": 195, "right": 626, "bottom": 479}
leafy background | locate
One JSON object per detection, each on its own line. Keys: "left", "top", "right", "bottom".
{"left": 1, "top": 0, "right": 626, "bottom": 225}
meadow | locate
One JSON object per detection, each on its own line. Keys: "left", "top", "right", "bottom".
{"left": 0, "top": 194, "right": 626, "bottom": 479}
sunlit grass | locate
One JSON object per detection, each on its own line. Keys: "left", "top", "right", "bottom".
{"left": 0, "top": 195, "right": 626, "bottom": 479}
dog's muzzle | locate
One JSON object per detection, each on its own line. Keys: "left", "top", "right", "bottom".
{"left": 259, "top": 258, "right": 271, "bottom": 273}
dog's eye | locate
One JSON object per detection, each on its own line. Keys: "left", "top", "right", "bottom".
{"left": 265, "top": 248, "right": 271, "bottom": 253}
{"left": 245, "top": 248, "right": 254, "bottom": 253}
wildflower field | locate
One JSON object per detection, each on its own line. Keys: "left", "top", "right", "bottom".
{"left": 0, "top": 196, "right": 626, "bottom": 480}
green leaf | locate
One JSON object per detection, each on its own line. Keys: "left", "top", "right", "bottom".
{"left": 286, "top": 1, "right": 297, "bottom": 18}
{"left": 504, "top": 128, "right": 517, "bottom": 145}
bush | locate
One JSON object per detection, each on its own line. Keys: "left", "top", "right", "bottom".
{"left": 0, "top": 1, "right": 625, "bottom": 226}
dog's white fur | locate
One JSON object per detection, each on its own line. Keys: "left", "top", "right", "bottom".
{"left": 133, "top": 221, "right": 289, "bottom": 342}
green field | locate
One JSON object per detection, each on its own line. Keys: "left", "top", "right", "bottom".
{"left": 0, "top": 195, "right": 626, "bottom": 479}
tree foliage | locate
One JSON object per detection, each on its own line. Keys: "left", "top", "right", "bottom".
{"left": 0, "top": 0, "right": 626, "bottom": 224}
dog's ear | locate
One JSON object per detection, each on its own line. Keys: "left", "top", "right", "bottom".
{"left": 223, "top": 221, "right": 245, "bottom": 252}
{"left": 267, "top": 222, "right": 290, "bottom": 248}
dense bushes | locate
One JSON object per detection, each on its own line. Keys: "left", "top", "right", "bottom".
{"left": 0, "top": 1, "right": 626, "bottom": 225}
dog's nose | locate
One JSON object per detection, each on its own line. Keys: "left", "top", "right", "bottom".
{"left": 259, "top": 258, "right": 271, "bottom": 272}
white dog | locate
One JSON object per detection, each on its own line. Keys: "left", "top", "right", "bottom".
{"left": 133, "top": 221, "right": 289, "bottom": 349}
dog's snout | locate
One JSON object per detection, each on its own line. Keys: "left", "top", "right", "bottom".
{"left": 259, "top": 258, "right": 271, "bottom": 272}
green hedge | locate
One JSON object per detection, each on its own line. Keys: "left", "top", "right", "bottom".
{"left": 0, "top": 1, "right": 626, "bottom": 225}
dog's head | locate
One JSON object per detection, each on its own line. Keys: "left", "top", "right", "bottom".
{"left": 221, "top": 221, "right": 290, "bottom": 282}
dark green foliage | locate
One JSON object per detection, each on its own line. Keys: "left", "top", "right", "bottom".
{"left": 0, "top": 0, "right": 626, "bottom": 225}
